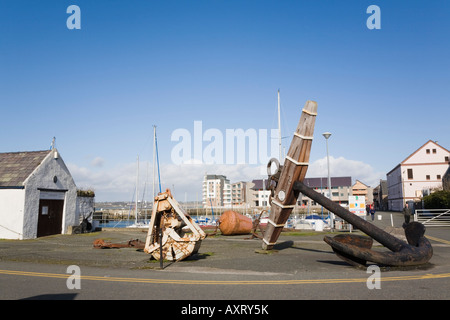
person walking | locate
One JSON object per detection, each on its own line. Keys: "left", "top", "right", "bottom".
{"left": 370, "top": 204, "right": 375, "bottom": 221}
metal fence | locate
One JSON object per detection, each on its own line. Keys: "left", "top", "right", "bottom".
{"left": 414, "top": 209, "right": 450, "bottom": 227}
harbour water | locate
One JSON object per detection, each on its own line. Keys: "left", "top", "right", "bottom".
{"left": 98, "top": 220, "right": 150, "bottom": 228}
{"left": 97, "top": 216, "right": 218, "bottom": 228}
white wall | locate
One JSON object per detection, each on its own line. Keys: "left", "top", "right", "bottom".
{"left": 76, "top": 196, "right": 95, "bottom": 223}
{"left": 0, "top": 189, "right": 26, "bottom": 239}
{"left": 387, "top": 165, "right": 402, "bottom": 211}
{"left": 257, "top": 190, "right": 271, "bottom": 207}
{"left": 403, "top": 141, "right": 449, "bottom": 165}
{"left": 403, "top": 164, "right": 446, "bottom": 198}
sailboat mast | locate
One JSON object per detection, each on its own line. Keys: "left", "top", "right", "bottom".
{"left": 136, "top": 155, "right": 139, "bottom": 223}
{"left": 277, "top": 89, "right": 282, "bottom": 161}
{"left": 153, "top": 125, "right": 156, "bottom": 205}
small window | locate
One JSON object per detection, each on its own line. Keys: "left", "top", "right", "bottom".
{"left": 437, "top": 175, "right": 441, "bottom": 180}
{"left": 426, "top": 149, "right": 430, "bottom": 154}
{"left": 445, "top": 156, "right": 449, "bottom": 162}
{"left": 407, "top": 169, "right": 413, "bottom": 179}
{"left": 432, "top": 149, "right": 437, "bottom": 154}
{"left": 426, "top": 175, "right": 430, "bottom": 180}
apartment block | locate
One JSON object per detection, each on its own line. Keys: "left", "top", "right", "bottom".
{"left": 203, "top": 174, "right": 376, "bottom": 209}
{"left": 202, "top": 174, "right": 231, "bottom": 208}
{"left": 300, "top": 177, "right": 353, "bottom": 205}
{"left": 231, "top": 181, "right": 247, "bottom": 205}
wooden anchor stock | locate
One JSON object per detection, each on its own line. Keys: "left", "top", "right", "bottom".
{"left": 262, "top": 100, "right": 317, "bottom": 250}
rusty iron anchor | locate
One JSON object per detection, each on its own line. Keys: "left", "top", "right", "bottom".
{"left": 293, "top": 181, "right": 433, "bottom": 268}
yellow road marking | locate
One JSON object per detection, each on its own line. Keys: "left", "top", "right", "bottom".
{"left": 0, "top": 269, "right": 450, "bottom": 285}
{"left": 427, "top": 235, "right": 450, "bottom": 245}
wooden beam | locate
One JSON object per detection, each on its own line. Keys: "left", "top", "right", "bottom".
{"left": 262, "top": 100, "right": 317, "bottom": 250}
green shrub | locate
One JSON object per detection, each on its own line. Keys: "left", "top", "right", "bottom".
{"left": 77, "top": 189, "right": 95, "bottom": 197}
{"left": 423, "top": 190, "right": 450, "bottom": 209}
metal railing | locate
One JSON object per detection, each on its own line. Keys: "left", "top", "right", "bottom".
{"left": 414, "top": 209, "right": 450, "bottom": 227}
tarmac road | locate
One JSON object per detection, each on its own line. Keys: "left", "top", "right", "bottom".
{"left": 0, "top": 211, "right": 449, "bottom": 305}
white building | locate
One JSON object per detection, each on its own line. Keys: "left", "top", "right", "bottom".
{"left": 0, "top": 149, "right": 78, "bottom": 239}
{"left": 250, "top": 179, "right": 271, "bottom": 207}
{"left": 387, "top": 140, "right": 450, "bottom": 211}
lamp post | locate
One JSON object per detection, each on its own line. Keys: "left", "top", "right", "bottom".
{"left": 322, "top": 132, "right": 333, "bottom": 229}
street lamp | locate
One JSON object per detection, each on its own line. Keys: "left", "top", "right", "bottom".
{"left": 322, "top": 132, "right": 333, "bottom": 229}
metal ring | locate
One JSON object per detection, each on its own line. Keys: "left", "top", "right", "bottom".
{"left": 267, "top": 158, "right": 280, "bottom": 177}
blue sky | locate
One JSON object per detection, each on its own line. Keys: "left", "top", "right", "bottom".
{"left": 1, "top": 0, "right": 449, "bottom": 201}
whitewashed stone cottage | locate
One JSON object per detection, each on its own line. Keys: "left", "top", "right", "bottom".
{"left": 0, "top": 149, "right": 78, "bottom": 239}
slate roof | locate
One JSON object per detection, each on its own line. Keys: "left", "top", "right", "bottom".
{"left": 251, "top": 179, "right": 266, "bottom": 190}
{"left": 0, "top": 150, "right": 51, "bottom": 187}
{"left": 304, "top": 177, "right": 352, "bottom": 188}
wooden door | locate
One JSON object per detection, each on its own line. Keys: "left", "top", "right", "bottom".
{"left": 37, "top": 199, "right": 64, "bottom": 237}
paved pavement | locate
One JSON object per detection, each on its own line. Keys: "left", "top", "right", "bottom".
{"left": 0, "top": 211, "right": 449, "bottom": 303}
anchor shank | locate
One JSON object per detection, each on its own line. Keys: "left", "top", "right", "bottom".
{"left": 293, "top": 181, "right": 406, "bottom": 252}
